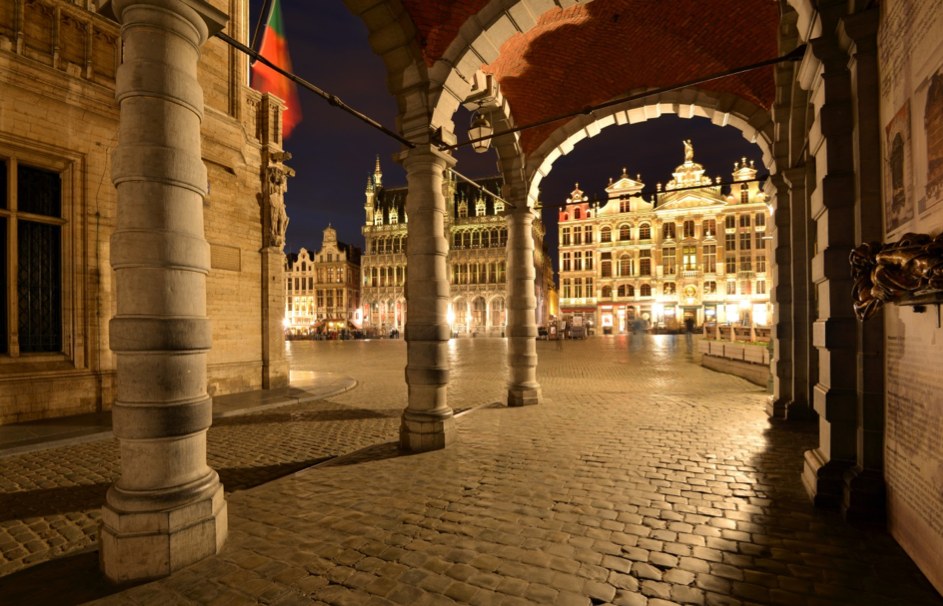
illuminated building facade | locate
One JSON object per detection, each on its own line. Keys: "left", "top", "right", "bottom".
{"left": 361, "top": 158, "right": 550, "bottom": 336}
{"left": 285, "top": 225, "right": 362, "bottom": 335}
{"left": 558, "top": 141, "right": 770, "bottom": 334}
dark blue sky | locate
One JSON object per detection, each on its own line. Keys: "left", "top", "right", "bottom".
{"left": 248, "top": 2, "right": 765, "bottom": 256}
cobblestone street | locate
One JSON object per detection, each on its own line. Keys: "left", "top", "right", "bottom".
{"left": 2, "top": 336, "right": 941, "bottom": 605}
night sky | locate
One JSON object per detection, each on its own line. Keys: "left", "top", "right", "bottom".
{"left": 249, "top": 2, "right": 766, "bottom": 259}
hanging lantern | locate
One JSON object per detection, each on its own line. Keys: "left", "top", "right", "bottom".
{"left": 468, "top": 111, "right": 493, "bottom": 153}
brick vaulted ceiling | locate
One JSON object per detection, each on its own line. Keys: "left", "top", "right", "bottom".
{"left": 400, "top": 0, "right": 780, "bottom": 156}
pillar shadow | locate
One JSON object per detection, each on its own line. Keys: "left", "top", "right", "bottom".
{"left": 745, "top": 418, "right": 943, "bottom": 605}
{"left": 0, "top": 483, "right": 109, "bottom": 522}
{"left": 0, "top": 549, "right": 128, "bottom": 605}
{"left": 212, "top": 407, "right": 400, "bottom": 427}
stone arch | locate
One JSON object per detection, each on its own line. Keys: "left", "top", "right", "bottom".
{"left": 525, "top": 90, "right": 774, "bottom": 205}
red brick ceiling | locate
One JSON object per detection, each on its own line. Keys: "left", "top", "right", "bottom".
{"left": 401, "top": 0, "right": 780, "bottom": 156}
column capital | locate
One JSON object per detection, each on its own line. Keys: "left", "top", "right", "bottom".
{"left": 398, "top": 143, "right": 456, "bottom": 171}
{"left": 100, "top": 0, "right": 227, "bottom": 38}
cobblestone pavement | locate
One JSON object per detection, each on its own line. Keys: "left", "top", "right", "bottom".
{"left": 2, "top": 336, "right": 942, "bottom": 605}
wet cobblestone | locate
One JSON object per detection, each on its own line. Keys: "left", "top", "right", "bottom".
{"left": 1, "top": 336, "right": 941, "bottom": 605}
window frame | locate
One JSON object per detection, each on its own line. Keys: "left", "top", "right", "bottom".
{"left": 0, "top": 146, "right": 77, "bottom": 364}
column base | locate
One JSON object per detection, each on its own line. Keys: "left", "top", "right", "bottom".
{"left": 263, "top": 360, "right": 290, "bottom": 390}
{"left": 399, "top": 408, "right": 455, "bottom": 453}
{"left": 842, "top": 466, "right": 886, "bottom": 526}
{"left": 802, "top": 448, "right": 852, "bottom": 508}
{"left": 508, "top": 385, "right": 541, "bottom": 407}
{"left": 786, "top": 399, "right": 817, "bottom": 421}
{"left": 766, "top": 395, "right": 788, "bottom": 419}
{"left": 100, "top": 483, "right": 227, "bottom": 584}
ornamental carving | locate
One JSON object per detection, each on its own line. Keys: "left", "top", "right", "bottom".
{"left": 850, "top": 232, "right": 943, "bottom": 320}
{"left": 260, "top": 150, "right": 295, "bottom": 250}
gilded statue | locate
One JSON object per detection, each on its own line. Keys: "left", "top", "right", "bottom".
{"left": 850, "top": 232, "right": 943, "bottom": 320}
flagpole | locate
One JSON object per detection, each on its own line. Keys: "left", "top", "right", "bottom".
{"left": 250, "top": 0, "right": 273, "bottom": 55}
{"left": 217, "top": 31, "right": 416, "bottom": 148}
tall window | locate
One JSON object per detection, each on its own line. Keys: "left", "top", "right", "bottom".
{"left": 584, "top": 225, "right": 593, "bottom": 244}
{"left": 683, "top": 220, "right": 695, "bottom": 239}
{"left": 574, "top": 278, "right": 583, "bottom": 298}
{"left": 725, "top": 215, "right": 736, "bottom": 230}
{"left": 585, "top": 278, "right": 594, "bottom": 298}
{"left": 619, "top": 254, "right": 632, "bottom": 276}
{"left": 601, "top": 252, "right": 612, "bottom": 277}
{"left": 739, "top": 214, "right": 751, "bottom": 228}
{"left": 725, "top": 254, "right": 736, "bottom": 273}
{"left": 702, "top": 219, "right": 716, "bottom": 238}
{"left": 562, "top": 278, "right": 571, "bottom": 298}
{"left": 2, "top": 161, "right": 64, "bottom": 354}
{"left": 740, "top": 253, "right": 752, "bottom": 272}
{"left": 573, "top": 228, "right": 583, "bottom": 246}
{"left": 756, "top": 254, "right": 766, "bottom": 273}
{"left": 562, "top": 227, "right": 571, "bottom": 246}
{"left": 640, "top": 284, "right": 652, "bottom": 297}
{"left": 619, "top": 224, "right": 631, "bottom": 240}
{"left": 740, "top": 183, "right": 749, "bottom": 204}
{"left": 601, "top": 226, "right": 612, "bottom": 242}
{"left": 663, "top": 222, "right": 676, "bottom": 240}
{"left": 725, "top": 233, "right": 736, "bottom": 253}
{"left": 682, "top": 246, "right": 697, "bottom": 271}
{"left": 756, "top": 280, "right": 766, "bottom": 294}
{"left": 739, "top": 231, "right": 752, "bottom": 250}
{"left": 703, "top": 245, "right": 716, "bottom": 273}
{"left": 562, "top": 252, "right": 571, "bottom": 272}
{"left": 584, "top": 252, "right": 594, "bottom": 271}
{"left": 662, "top": 247, "right": 676, "bottom": 275}
{"left": 755, "top": 212, "right": 766, "bottom": 228}
{"left": 639, "top": 223, "right": 651, "bottom": 239}
{"left": 639, "top": 249, "right": 651, "bottom": 276}
{"left": 573, "top": 251, "right": 582, "bottom": 271}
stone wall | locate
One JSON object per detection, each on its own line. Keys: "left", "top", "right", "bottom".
{"left": 0, "top": 0, "right": 275, "bottom": 423}
{"left": 878, "top": 2, "right": 943, "bottom": 593}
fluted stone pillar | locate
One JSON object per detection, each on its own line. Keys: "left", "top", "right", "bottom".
{"left": 400, "top": 145, "right": 455, "bottom": 452}
{"left": 506, "top": 203, "right": 541, "bottom": 406}
{"left": 802, "top": 34, "right": 859, "bottom": 508}
{"left": 842, "top": 7, "right": 886, "bottom": 524}
{"left": 768, "top": 172, "right": 793, "bottom": 418}
{"left": 100, "top": 0, "right": 227, "bottom": 582}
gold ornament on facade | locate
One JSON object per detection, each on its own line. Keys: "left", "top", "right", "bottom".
{"left": 850, "top": 233, "right": 943, "bottom": 320}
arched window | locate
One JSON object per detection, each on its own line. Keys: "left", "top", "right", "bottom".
{"left": 601, "top": 226, "right": 612, "bottom": 242}
{"left": 639, "top": 223, "right": 651, "bottom": 239}
{"left": 640, "top": 284, "right": 652, "bottom": 297}
{"left": 619, "top": 224, "right": 631, "bottom": 240}
{"left": 458, "top": 200, "right": 468, "bottom": 218}
{"left": 574, "top": 207, "right": 581, "bottom": 219}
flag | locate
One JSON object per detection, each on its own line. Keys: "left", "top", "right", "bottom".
{"left": 251, "top": 0, "right": 302, "bottom": 139}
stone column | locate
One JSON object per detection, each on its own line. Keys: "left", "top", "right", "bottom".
{"left": 506, "top": 203, "right": 542, "bottom": 406}
{"left": 100, "top": 0, "right": 227, "bottom": 583}
{"left": 784, "top": 164, "right": 816, "bottom": 420}
{"left": 842, "top": 7, "right": 886, "bottom": 524}
{"left": 802, "top": 34, "right": 859, "bottom": 508}
{"left": 400, "top": 145, "right": 456, "bottom": 452}
{"left": 768, "top": 172, "right": 794, "bottom": 418}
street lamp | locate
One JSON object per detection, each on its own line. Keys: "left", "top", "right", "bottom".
{"left": 468, "top": 110, "right": 493, "bottom": 153}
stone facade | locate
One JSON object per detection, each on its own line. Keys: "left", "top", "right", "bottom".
{"left": 361, "top": 158, "right": 549, "bottom": 337}
{"left": 0, "top": 0, "right": 288, "bottom": 423}
{"left": 285, "top": 225, "right": 362, "bottom": 335}
{"left": 558, "top": 142, "right": 771, "bottom": 335}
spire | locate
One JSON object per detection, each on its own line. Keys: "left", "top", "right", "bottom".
{"left": 374, "top": 154, "right": 382, "bottom": 188}
{"left": 365, "top": 174, "right": 374, "bottom": 194}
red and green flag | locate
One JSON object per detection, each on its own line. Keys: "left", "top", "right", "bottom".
{"left": 251, "top": 0, "right": 302, "bottom": 139}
